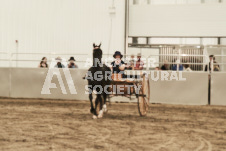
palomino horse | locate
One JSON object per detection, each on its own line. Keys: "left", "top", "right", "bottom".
{"left": 86, "top": 43, "right": 111, "bottom": 119}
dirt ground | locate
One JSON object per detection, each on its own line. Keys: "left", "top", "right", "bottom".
{"left": 0, "top": 99, "right": 225, "bottom": 151}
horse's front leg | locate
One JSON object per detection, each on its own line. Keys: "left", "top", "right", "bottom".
{"left": 90, "top": 89, "right": 98, "bottom": 120}
{"left": 89, "top": 93, "right": 95, "bottom": 114}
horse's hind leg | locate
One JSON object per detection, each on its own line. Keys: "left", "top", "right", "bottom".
{"left": 97, "top": 94, "right": 104, "bottom": 118}
{"left": 102, "top": 93, "right": 108, "bottom": 113}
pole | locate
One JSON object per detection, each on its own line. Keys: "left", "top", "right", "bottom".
{"left": 124, "top": 0, "right": 129, "bottom": 56}
{"left": 15, "top": 40, "right": 19, "bottom": 67}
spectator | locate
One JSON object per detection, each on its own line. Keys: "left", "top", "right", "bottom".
{"left": 134, "top": 53, "right": 144, "bottom": 70}
{"left": 129, "top": 54, "right": 135, "bottom": 67}
{"left": 161, "top": 60, "right": 169, "bottom": 70}
{"left": 111, "top": 51, "right": 125, "bottom": 76}
{"left": 155, "top": 67, "right": 160, "bottom": 70}
{"left": 183, "top": 63, "right": 192, "bottom": 72}
{"left": 125, "top": 54, "right": 135, "bottom": 70}
{"left": 55, "top": 57, "right": 65, "bottom": 68}
{"left": 68, "top": 57, "right": 78, "bottom": 68}
{"left": 213, "top": 63, "right": 220, "bottom": 71}
{"left": 38, "top": 57, "right": 48, "bottom": 68}
{"left": 205, "top": 55, "right": 220, "bottom": 72}
{"left": 172, "top": 59, "right": 183, "bottom": 71}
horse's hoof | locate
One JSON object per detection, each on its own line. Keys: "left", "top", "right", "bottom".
{"left": 103, "top": 104, "right": 108, "bottom": 113}
{"left": 90, "top": 108, "right": 95, "bottom": 114}
{"left": 98, "top": 110, "right": 103, "bottom": 118}
{"left": 93, "top": 115, "right": 97, "bottom": 119}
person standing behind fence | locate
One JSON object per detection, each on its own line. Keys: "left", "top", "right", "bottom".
{"left": 134, "top": 53, "right": 144, "bottom": 70}
{"left": 205, "top": 55, "right": 220, "bottom": 72}
{"left": 55, "top": 57, "right": 65, "bottom": 68}
{"left": 161, "top": 60, "right": 169, "bottom": 70}
{"left": 155, "top": 67, "right": 160, "bottom": 70}
{"left": 68, "top": 57, "right": 78, "bottom": 68}
{"left": 172, "top": 59, "right": 183, "bottom": 71}
{"left": 38, "top": 57, "right": 48, "bottom": 68}
{"left": 183, "top": 63, "right": 192, "bottom": 72}
{"left": 125, "top": 54, "right": 135, "bottom": 70}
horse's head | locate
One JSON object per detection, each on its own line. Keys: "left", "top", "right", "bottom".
{"left": 93, "top": 43, "right": 103, "bottom": 60}
{"left": 93, "top": 43, "right": 101, "bottom": 49}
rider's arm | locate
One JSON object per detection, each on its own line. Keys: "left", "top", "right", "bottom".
{"left": 119, "top": 64, "right": 125, "bottom": 71}
{"left": 119, "top": 61, "right": 125, "bottom": 71}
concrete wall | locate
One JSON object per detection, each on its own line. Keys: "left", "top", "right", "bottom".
{"left": 10, "top": 68, "right": 88, "bottom": 100}
{"left": 2, "top": 68, "right": 226, "bottom": 106}
{"left": 0, "top": 68, "right": 214, "bottom": 105}
{"left": 0, "top": 68, "right": 10, "bottom": 97}
{"left": 211, "top": 72, "right": 226, "bottom": 105}
{"left": 149, "top": 71, "right": 209, "bottom": 105}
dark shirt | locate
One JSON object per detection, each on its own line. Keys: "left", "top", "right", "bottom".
{"left": 161, "top": 65, "right": 167, "bottom": 70}
{"left": 205, "top": 62, "right": 211, "bottom": 71}
{"left": 55, "top": 62, "right": 65, "bottom": 68}
{"left": 68, "top": 63, "right": 78, "bottom": 68}
{"left": 111, "top": 60, "right": 125, "bottom": 74}
{"left": 40, "top": 63, "right": 48, "bottom": 68}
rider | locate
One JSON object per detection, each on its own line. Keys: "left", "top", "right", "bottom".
{"left": 110, "top": 51, "right": 126, "bottom": 78}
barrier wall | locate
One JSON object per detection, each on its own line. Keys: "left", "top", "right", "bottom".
{"left": 10, "top": 68, "right": 88, "bottom": 100}
{"left": 0, "top": 68, "right": 10, "bottom": 97}
{"left": 0, "top": 68, "right": 218, "bottom": 105}
{"left": 211, "top": 73, "right": 226, "bottom": 105}
{"left": 149, "top": 71, "right": 209, "bottom": 105}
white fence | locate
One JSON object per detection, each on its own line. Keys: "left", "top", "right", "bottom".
{"left": 131, "top": 0, "right": 226, "bottom": 5}
{"left": 1, "top": 45, "right": 226, "bottom": 72}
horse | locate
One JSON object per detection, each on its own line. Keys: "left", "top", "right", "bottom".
{"left": 86, "top": 43, "right": 111, "bottom": 119}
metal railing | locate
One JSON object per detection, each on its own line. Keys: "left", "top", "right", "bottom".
{"left": 205, "top": 45, "right": 226, "bottom": 72}
{"left": 0, "top": 52, "right": 9, "bottom": 67}
{"left": 0, "top": 52, "right": 210, "bottom": 70}
{"left": 0, "top": 52, "right": 89, "bottom": 68}
{"left": 131, "top": 0, "right": 225, "bottom": 5}
{"left": 1, "top": 45, "right": 226, "bottom": 72}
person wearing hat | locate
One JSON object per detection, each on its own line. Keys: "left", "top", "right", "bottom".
{"left": 134, "top": 53, "right": 144, "bottom": 70}
{"left": 68, "top": 56, "right": 78, "bottom": 68}
{"left": 54, "top": 56, "right": 65, "bottom": 68}
{"left": 110, "top": 51, "right": 125, "bottom": 75}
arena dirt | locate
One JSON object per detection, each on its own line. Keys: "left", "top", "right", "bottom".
{"left": 0, "top": 99, "right": 225, "bottom": 151}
